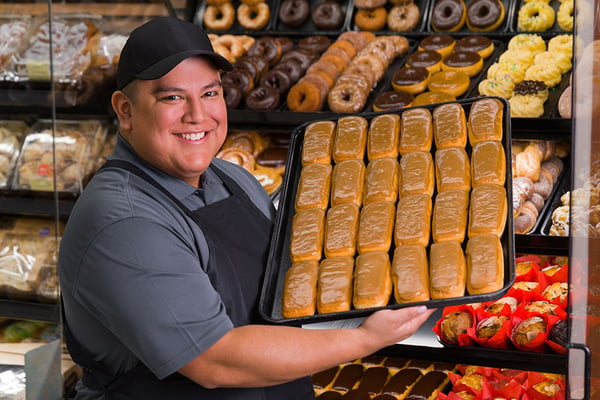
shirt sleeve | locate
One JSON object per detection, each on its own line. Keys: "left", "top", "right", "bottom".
{"left": 74, "top": 216, "right": 233, "bottom": 379}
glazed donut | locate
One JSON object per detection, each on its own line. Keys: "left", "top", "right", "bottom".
{"left": 203, "top": 3, "right": 236, "bottom": 31}
{"left": 442, "top": 51, "right": 483, "bottom": 77}
{"left": 406, "top": 50, "right": 443, "bottom": 73}
{"left": 216, "top": 148, "right": 256, "bottom": 172}
{"left": 431, "top": 0, "right": 467, "bottom": 32}
{"left": 391, "top": 66, "right": 430, "bottom": 94}
{"left": 418, "top": 34, "right": 456, "bottom": 58}
{"left": 298, "top": 35, "right": 332, "bottom": 54}
{"left": 306, "top": 59, "right": 341, "bottom": 81}
{"left": 323, "top": 47, "right": 352, "bottom": 66}
{"left": 466, "top": 0, "right": 505, "bottom": 32}
{"left": 259, "top": 68, "right": 293, "bottom": 94}
{"left": 241, "top": 0, "right": 267, "bottom": 5}
{"left": 557, "top": 0, "right": 574, "bottom": 31}
{"left": 237, "top": 2, "right": 271, "bottom": 30}
{"left": 372, "top": 90, "right": 414, "bottom": 112}
{"left": 245, "top": 86, "right": 281, "bottom": 110}
{"left": 509, "top": 94, "right": 545, "bottom": 118}
{"left": 512, "top": 79, "right": 549, "bottom": 101}
{"left": 278, "top": 0, "right": 310, "bottom": 27}
{"left": 327, "top": 74, "right": 370, "bottom": 113}
{"left": 517, "top": 1, "right": 555, "bottom": 32}
{"left": 427, "top": 70, "right": 470, "bottom": 97}
{"left": 212, "top": 43, "right": 234, "bottom": 63}
{"left": 248, "top": 36, "right": 283, "bottom": 66}
{"left": 312, "top": 1, "right": 346, "bottom": 30}
{"left": 387, "top": 3, "right": 421, "bottom": 32}
{"left": 238, "top": 35, "right": 256, "bottom": 51}
{"left": 343, "top": 63, "right": 377, "bottom": 89}
{"left": 320, "top": 53, "right": 350, "bottom": 75}
{"left": 338, "top": 31, "right": 369, "bottom": 51}
{"left": 477, "top": 76, "right": 515, "bottom": 98}
{"left": 222, "top": 68, "right": 255, "bottom": 95}
{"left": 354, "top": 7, "right": 387, "bottom": 31}
{"left": 216, "top": 34, "right": 246, "bottom": 61}
{"left": 252, "top": 165, "right": 283, "bottom": 196}
{"left": 523, "top": 63, "right": 562, "bottom": 88}
{"left": 361, "top": 36, "right": 397, "bottom": 65}
{"left": 558, "top": 85, "right": 571, "bottom": 118}
{"left": 389, "top": 35, "right": 410, "bottom": 57}
{"left": 454, "top": 35, "right": 494, "bottom": 59}
{"left": 413, "top": 90, "right": 456, "bottom": 106}
{"left": 286, "top": 75, "right": 328, "bottom": 112}
{"left": 354, "top": 0, "right": 386, "bottom": 8}
{"left": 328, "top": 39, "right": 358, "bottom": 59}
{"left": 352, "top": 53, "right": 386, "bottom": 82}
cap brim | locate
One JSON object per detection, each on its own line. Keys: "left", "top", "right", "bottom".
{"left": 136, "top": 50, "right": 233, "bottom": 81}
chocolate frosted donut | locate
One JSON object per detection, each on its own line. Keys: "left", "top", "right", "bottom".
{"left": 278, "top": 0, "right": 310, "bottom": 27}
{"left": 454, "top": 35, "right": 494, "bottom": 58}
{"left": 298, "top": 35, "right": 332, "bottom": 54}
{"left": 280, "top": 48, "right": 319, "bottom": 71}
{"left": 443, "top": 50, "right": 481, "bottom": 68}
{"left": 312, "top": 0, "right": 345, "bottom": 30}
{"left": 272, "top": 59, "right": 304, "bottom": 83}
{"left": 276, "top": 36, "right": 294, "bottom": 54}
{"left": 248, "top": 36, "right": 283, "bottom": 66}
{"left": 419, "top": 34, "right": 456, "bottom": 57}
{"left": 259, "top": 68, "right": 293, "bottom": 94}
{"left": 245, "top": 86, "right": 281, "bottom": 111}
{"left": 223, "top": 84, "right": 243, "bottom": 109}
{"left": 372, "top": 90, "right": 414, "bottom": 112}
{"left": 467, "top": 0, "right": 503, "bottom": 31}
{"left": 222, "top": 68, "right": 254, "bottom": 95}
{"left": 406, "top": 50, "right": 443, "bottom": 72}
{"left": 431, "top": 0, "right": 466, "bottom": 31}
{"left": 391, "top": 66, "right": 430, "bottom": 94}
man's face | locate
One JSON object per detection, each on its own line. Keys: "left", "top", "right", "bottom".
{"left": 120, "top": 56, "right": 228, "bottom": 187}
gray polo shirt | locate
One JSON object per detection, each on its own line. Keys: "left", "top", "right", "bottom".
{"left": 58, "top": 134, "right": 276, "bottom": 395}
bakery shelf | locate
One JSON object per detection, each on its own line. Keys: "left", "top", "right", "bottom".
{"left": 0, "top": 299, "right": 59, "bottom": 323}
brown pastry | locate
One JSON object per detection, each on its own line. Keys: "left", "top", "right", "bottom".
{"left": 363, "top": 158, "right": 399, "bottom": 204}
{"left": 380, "top": 367, "right": 422, "bottom": 398}
{"left": 331, "top": 159, "right": 366, "bottom": 207}
{"left": 353, "top": 251, "right": 393, "bottom": 309}
{"left": 468, "top": 184, "right": 507, "bottom": 237}
{"left": 524, "top": 300, "right": 560, "bottom": 315}
{"left": 399, "top": 151, "right": 435, "bottom": 196}
{"left": 476, "top": 315, "right": 508, "bottom": 338}
{"left": 392, "top": 245, "right": 430, "bottom": 303}
{"left": 394, "top": 194, "right": 432, "bottom": 247}
{"left": 295, "top": 163, "right": 332, "bottom": 211}
{"left": 432, "top": 102, "right": 467, "bottom": 149}
{"left": 435, "top": 146, "right": 471, "bottom": 192}
{"left": 302, "top": 120, "right": 336, "bottom": 166}
{"left": 542, "top": 282, "right": 569, "bottom": 303}
{"left": 317, "top": 257, "right": 355, "bottom": 314}
{"left": 512, "top": 316, "right": 546, "bottom": 346}
{"left": 367, "top": 113, "right": 400, "bottom": 160}
{"left": 471, "top": 140, "right": 506, "bottom": 187}
{"left": 430, "top": 241, "right": 466, "bottom": 299}
{"left": 357, "top": 201, "right": 396, "bottom": 254}
{"left": 465, "top": 233, "right": 504, "bottom": 295}
{"left": 467, "top": 97, "right": 504, "bottom": 145}
{"left": 432, "top": 189, "right": 469, "bottom": 243}
{"left": 289, "top": 208, "right": 325, "bottom": 262}
{"left": 332, "top": 115, "right": 369, "bottom": 162}
{"left": 512, "top": 281, "right": 539, "bottom": 292}
{"left": 282, "top": 260, "right": 319, "bottom": 318}
{"left": 399, "top": 107, "right": 433, "bottom": 155}
{"left": 440, "top": 310, "right": 473, "bottom": 344}
{"left": 485, "top": 296, "right": 518, "bottom": 314}
{"left": 324, "top": 203, "right": 360, "bottom": 258}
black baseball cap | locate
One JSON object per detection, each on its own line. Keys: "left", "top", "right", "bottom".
{"left": 116, "top": 16, "right": 233, "bottom": 90}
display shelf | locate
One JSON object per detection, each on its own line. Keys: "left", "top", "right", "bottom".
{"left": 0, "top": 299, "right": 59, "bottom": 323}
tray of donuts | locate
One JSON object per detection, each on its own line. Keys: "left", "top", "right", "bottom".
{"left": 425, "top": 0, "right": 516, "bottom": 34}
{"left": 512, "top": 0, "right": 574, "bottom": 33}
{"left": 368, "top": 34, "right": 504, "bottom": 113}
{"left": 195, "top": 0, "right": 276, "bottom": 34}
{"left": 258, "top": 96, "right": 516, "bottom": 326}
{"left": 272, "top": 0, "right": 353, "bottom": 35}
{"left": 349, "top": 0, "right": 429, "bottom": 34}
{"left": 434, "top": 253, "right": 569, "bottom": 355}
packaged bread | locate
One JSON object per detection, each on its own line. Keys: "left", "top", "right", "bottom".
{"left": 399, "top": 151, "right": 435, "bottom": 197}
{"left": 471, "top": 140, "right": 506, "bottom": 187}
{"left": 363, "top": 158, "right": 399, "bottom": 204}
{"left": 468, "top": 97, "right": 504, "bottom": 145}
{"left": 394, "top": 194, "right": 432, "bottom": 247}
{"left": 317, "top": 257, "right": 355, "bottom": 314}
{"left": 289, "top": 208, "right": 325, "bottom": 262}
{"left": 353, "top": 251, "right": 392, "bottom": 309}
{"left": 295, "top": 163, "right": 332, "bottom": 211}
{"left": 435, "top": 146, "right": 471, "bottom": 192}
{"left": 468, "top": 184, "right": 508, "bottom": 237}
{"left": 332, "top": 115, "right": 368, "bottom": 162}
{"left": 430, "top": 241, "right": 466, "bottom": 299}
{"left": 367, "top": 113, "right": 400, "bottom": 160}
{"left": 282, "top": 260, "right": 319, "bottom": 318}
{"left": 399, "top": 107, "right": 433, "bottom": 155}
{"left": 392, "top": 245, "right": 430, "bottom": 303}
{"left": 432, "top": 190, "right": 469, "bottom": 243}
{"left": 302, "top": 120, "right": 336, "bottom": 166}
{"left": 357, "top": 201, "right": 396, "bottom": 254}
{"left": 331, "top": 159, "right": 365, "bottom": 207}
{"left": 324, "top": 203, "right": 360, "bottom": 258}
{"left": 465, "top": 234, "right": 504, "bottom": 295}
{"left": 433, "top": 102, "right": 467, "bottom": 149}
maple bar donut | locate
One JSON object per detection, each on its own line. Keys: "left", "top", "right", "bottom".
{"left": 418, "top": 34, "right": 456, "bottom": 58}
{"left": 313, "top": 0, "right": 346, "bottom": 30}
{"left": 278, "top": 0, "right": 310, "bottom": 27}
{"left": 387, "top": 3, "right": 421, "bottom": 32}
{"left": 466, "top": 0, "right": 506, "bottom": 32}
{"left": 203, "top": 2, "right": 236, "bottom": 30}
{"left": 391, "top": 66, "right": 430, "bottom": 94}
{"left": 431, "top": 0, "right": 467, "bottom": 32}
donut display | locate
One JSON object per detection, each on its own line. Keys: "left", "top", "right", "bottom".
{"left": 353, "top": 0, "right": 422, "bottom": 32}
{"left": 201, "top": 0, "right": 272, "bottom": 31}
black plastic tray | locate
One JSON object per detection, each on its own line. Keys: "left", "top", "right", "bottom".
{"left": 259, "top": 96, "right": 516, "bottom": 325}
{"left": 426, "top": 0, "right": 516, "bottom": 34}
{"left": 348, "top": 0, "right": 430, "bottom": 35}
{"left": 511, "top": 0, "right": 573, "bottom": 33}
{"left": 271, "top": 0, "right": 353, "bottom": 35}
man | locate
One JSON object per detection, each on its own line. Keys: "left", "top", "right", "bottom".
{"left": 58, "top": 16, "right": 434, "bottom": 399}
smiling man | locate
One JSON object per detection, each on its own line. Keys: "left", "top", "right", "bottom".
{"left": 58, "top": 16, "right": 434, "bottom": 400}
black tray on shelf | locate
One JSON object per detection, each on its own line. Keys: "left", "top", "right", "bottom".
{"left": 259, "top": 96, "right": 516, "bottom": 326}
{"left": 511, "top": 0, "right": 573, "bottom": 34}
{"left": 348, "top": 0, "right": 430, "bottom": 35}
{"left": 271, "top": 0, "right": 353, "bottom": 35}
{"left": 426, "top": 0, "right": 516, "bottom": 35}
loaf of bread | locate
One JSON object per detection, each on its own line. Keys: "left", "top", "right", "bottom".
{"left": 468, "top": 97, "right": 504, "bottom": 145}
{"left": 353, "top": 251, "right": 392, "bottom": 309}
{"left": 295, "top": 163, "right": 332, "bottom": 211}
{"left": 302, "top": 120, "right": 336, "bottom": 166}
{"left": 282, "top": 260, "right": 319, "bottom": 318}
{"left": 324, "top": 203, "right": 360, "bottom": 258}
{"left": 399, "top": 151, "right": 435, "bottom": 197}
{"left": 289, "top": 208, "right": 325, "bottom": 262}
{"left": 435, "top": 146, "right": 471, "bottom": 192}
{"left": 432, "top": 189, "right": 469, "bottom": 243}
{"left": 367, "top": 113, "right": 400, "bottom": 160}
{"left": 466, "top": 233, "right": 504, "bottom": 295}
{"left": 399, "top": 107, "right": 433, "bottom": 155}
{"left": 468, "top": 184, "right": 508, "bottom": 237}
{"left": 357, "top": 201, "right": 396, "bottom": 254}
{"left": 332, "top": 115, "right": 368, "bottom": 162}
{"left": 363, "top": 158, "right": 399, "bottom": 204}
{"left": 331, "top": 159, "right": 365, "bottom": 207}
{"left": 392, "top": 245, "right": 430, "bottom": 303}
{"left": 430, "top": 241, "right": 466, "bottom": 299}
{"left": 471, "top": 140, "right": 506, "bottom": 187}
{"left": 433, "top": 102, "right": 467, "bottom": 149}
{"left": 394, "top": 194, "right": 432, "bottom": 247}
{"left": 317, "top": 256, "right": 355, "bottom": 314}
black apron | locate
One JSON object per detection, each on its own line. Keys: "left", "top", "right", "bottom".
{"left": 63, "top": 159, "right": 315, "bottom": 400}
